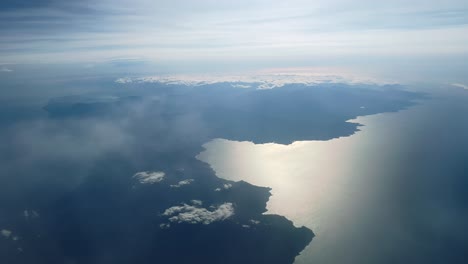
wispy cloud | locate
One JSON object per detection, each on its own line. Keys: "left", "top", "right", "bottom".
{"left": 452, "top": 83, "right": 468, "bottom": 90}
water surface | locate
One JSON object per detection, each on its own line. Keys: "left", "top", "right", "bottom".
{"left": 198, "top": 87, "right": 468, "bottom": 264}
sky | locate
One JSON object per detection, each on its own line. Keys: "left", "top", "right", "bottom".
{"left": 1, "top": 0, "right": 468, "bottom": 81}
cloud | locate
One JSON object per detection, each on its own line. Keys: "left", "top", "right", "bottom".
{"left": 1, "top": 0, "right": 467, "bottom": 77}
{"left": 1, "top": 229, "right": 12, "bottom": 238}
{"left": 0, "top": 93, "right": 212, "bottom": 202}
{"left": 23, "top": 209, "right": 40, "bottom": 220}
{"left": 3, "top": 117, "right": 131, "bottom": 165}
{"left": 452, "top": 83, "right": 468, "bottom": 90}
{"left": 0, "top": 67, "right": 12, "bottom": 72}
{"left": 170, "top": 179, "right": 194, "bottom": 188}
{"left": 231, "top": 84, "right": 251, "bottom": 88}
{"left": 191, "top": 200, "right": 203, "bottom": 206}
{"left": 159, "top": 223, "right": 170, "bottom": 229}
{"left": 215, "top": 183, "right": 232, "bottom": 192}
{"left": 162, "top": 203, "right": 234, "bottom": 225}
{"left": 249, "top": 219, "right": 260, "bottom": 225}
{"left": 115, "top": 77, "right": 132, "bottom": 84}
{"left": 133, "top": 171, "right": 165, "bottom": 184}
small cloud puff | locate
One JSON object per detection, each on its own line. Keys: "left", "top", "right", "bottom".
{"left": 115, "top": 77, "right": 132, "bottom": 84}
{"left": 24, "top": 209, "right": 40, "bottom": 220}
{"left": 159, "top": 223, "right": 170, "bottom": 229}
{"left": 162, "top": 203, "right": 234, "bottom": 225}
{"left": 170, "top": 179, "right": 194, "bottom": 188}
{"left": 1, "top": 229, "right": 12, "bottom": 238}
{"left": 214, "top": 183, "right": 232, "bottom": 192}
{"left": 191, "top": 200, "right": 203, "bottom": 206}
{"left": 249, "top": 219, "right": 261, "bottom": 225}
{"left": 133, "top": 171, "right": 165, "bottom": 184}
{"left": 241, "top": 219, "right": 260, "bottom": 229}
{"left": 1, "top": 229, "right": 20, "bottom": 241}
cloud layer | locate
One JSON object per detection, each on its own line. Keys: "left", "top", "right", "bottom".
{"left": 115, "top": 68, "right": 388, "bottom": 88}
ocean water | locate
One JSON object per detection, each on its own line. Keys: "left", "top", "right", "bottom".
{"left": 198, "top": 86, "right": 468, "bottom": 264}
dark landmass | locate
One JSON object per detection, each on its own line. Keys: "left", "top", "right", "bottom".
{"left": 0, "top": 154, "right": 312, "bottom": 264}
{"left": 0, "top": 81, "right": 422, "bottom": 264}
{"left": 44, "top": 82, "right": 423, "bottom": 144}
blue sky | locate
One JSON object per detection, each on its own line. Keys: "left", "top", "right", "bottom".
{"left": 1, "top": 0, "right": 468, "bottom": 81}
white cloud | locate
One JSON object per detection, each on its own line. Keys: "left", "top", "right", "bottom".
{"left": 191, "top": 200, "right": 203, "bottom": 206}
{"left": 162, "top": 203, "right": 234, "bottom": 225}
{"left": 170, "top": 179, "right": 194, "bottom": 188}
{"left": 452, "top": 83, "right": 468, "bottom": 90}
{"left": 0, "top": 67, "right": 12, "bottom": 72}
{"left": 231, "top": 84, "right": 251, "bottom": 88}
{"left": 133, "top": 171, "right": 165, "bottom": 184}
{"left": 249, "top": 219, "right": 261, "bottom": 225}
{"left": 115, "top": 77, "right": 133, "bottom": 84}
{"left": 24, "top": 209, "right": 40, "bottom": 220}
{"left": 241, "top": 219, "right": 260, "bottom": 228}
{"left": 159, "top": 223, "right": 170, "bottom": 229}
{"left": 215, "top": 183, "right": 233, "bottom": 192}
{"left": 1, "top": 229, "right": 12, "bottom": 238}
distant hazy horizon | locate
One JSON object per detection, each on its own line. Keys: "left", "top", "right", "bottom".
{"left": 1, "top": 0, "right": 468, "bottom": 84}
